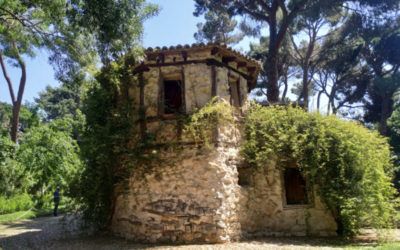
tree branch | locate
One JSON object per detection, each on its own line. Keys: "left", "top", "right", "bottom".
{"left": 239, "top": 5, "right": 270, "bottom": 22}
{"left": 0, "top": 50, "right": 16, "bottom": 103}
{"left": 276, "top": 0, "right": 288, "bottom": 18}
{"left": 255, "top": 0, "right": 272, "bottom": 13}
{"left": 11, "top": 41, "right": 27, "bottom": 105}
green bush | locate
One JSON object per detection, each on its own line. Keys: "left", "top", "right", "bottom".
{"left": 0, "top": 193, "right": 33, "bottom": 215}
{"left": 242, "top": 105, "right": 397, "bottom": 235}
{"left": 17, "top": 123, "right": 82, "bottom": 207}
{"left": 0, "top": 136, "right": 29, "bottom": 197}
{"left": 185, "top": 97, "right": 234, "bottom": 146}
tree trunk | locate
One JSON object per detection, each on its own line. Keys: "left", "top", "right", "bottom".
{"left": 266, "top": 53, "right": 280, "bottom": 103}
{"left": 266, "top": 12, "right": 280, "bottom": 103}
{"left": 317, "top": 90, "right": 323, "bottom": 112}
{"left": 281, "top": 72, "right": 288, "bottom": 102}
{"left": 10, "top": 104, "right": 21, "bottom": 142}
{"left": 379, "top": 94, "right": 391, "bottom": 136}
{"left": 10, "top": 44, "right": 27, "bottom": 143}
{"left": 302, "top": 63, "right": 309, "bottom": 109}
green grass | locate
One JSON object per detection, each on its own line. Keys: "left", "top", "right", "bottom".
{"left": 345, "top": 242, "right": 400, "bottom": 249}
{"left": 0, "top": 210, "right": 36, "bottom": 223}
{"left": 0, "top": 206, "right": 67, "bottom": 223}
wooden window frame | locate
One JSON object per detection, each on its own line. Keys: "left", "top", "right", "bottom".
{"left": 228, "top": 75, "right": 242, "bottom": 107}
{"left": 158, "top": 71, "right": 186, "bottom": 118}
{"left": 281, "top": 166, "right": 314, "bottom": 209}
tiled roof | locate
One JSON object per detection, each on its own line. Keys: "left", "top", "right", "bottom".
{"left": 145, "top": 42, "right": 261, "bottom": 69}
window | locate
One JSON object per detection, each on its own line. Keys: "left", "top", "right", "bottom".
{"left": 284, "top": 168, "right": 308, "bottom": 205}
{"left": 230, "top": 80, "right": 241, "bottom": 107}
{"left": 238, "top": 167, "right": 252, "bottom": 187}
{"left": 164, "top": 80, "right": 183, "bottom": 114}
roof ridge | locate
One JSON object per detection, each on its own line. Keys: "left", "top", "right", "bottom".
{"left": 144, "top": 43, "right": 260, "bottom": 67}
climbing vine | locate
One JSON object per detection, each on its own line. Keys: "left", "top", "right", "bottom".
{"left": 184, "top": 97, "right": 234, "bottom": 146}
{"left": 241, "top": 104, "right": 397, "bottom": 236}
{"left": 78, "top": 51, "right": 141, "bottom": 228}
{"left": 78, "top": 56, "right": 235, "bottom": 227}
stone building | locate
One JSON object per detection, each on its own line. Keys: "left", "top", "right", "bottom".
{"left": 111, "top": 43, "right": 337, "bottom": 243}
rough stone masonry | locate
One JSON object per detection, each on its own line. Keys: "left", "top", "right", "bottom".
{"left": 111, "top": 43, "right": 337, "bottom": 243}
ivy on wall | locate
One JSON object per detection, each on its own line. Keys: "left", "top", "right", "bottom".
{"left": 184, "top": 97, "right": 234, "bottom": 146}
{"left": 241, "top": 104, "right": 397, "bottom": 236}
{"left": 77, "top": 51, "right": 141, "bottom": 227}
{"left": 77, "top": 57, "right": 234, "bottom": 227}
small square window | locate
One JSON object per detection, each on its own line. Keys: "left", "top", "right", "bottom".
{"left": 284, "top": 168, "right": 308, "bottom": 205}
{"left": 164, "top": 80, "right": 182, "bottom": 114}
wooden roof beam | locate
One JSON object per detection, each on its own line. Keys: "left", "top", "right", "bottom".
{"left": 222, "top": 56, "right": 236, "bottom": 64}
{"left": 237, "top": 61, "right": 247, "bottom": 68}
{"left": 211, "top": 47, "right": 219, "bottom": 55}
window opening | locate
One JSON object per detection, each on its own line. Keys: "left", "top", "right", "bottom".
{"left": 230, "top": 80, "right": 241, "bottom": 107}
{"left": 284, "top": 168, "right": 308, "bottom": 205}
{"left": 164, "top": 80, "right": 182, "bottom": 114}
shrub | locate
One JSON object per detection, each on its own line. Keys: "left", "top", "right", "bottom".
{"left": 0, "top": 193, "right": 33, "bottom": 215}
{"left": 242, "top": 105, "right": 397, "bottom": 235}
{"left": 0, "top": 136, "right": 29, "bottom": 197}
{"left": 17, "top": 124, "right": 82, "bottom": 207}
{"left": 185, "top": 97, "right": 234, "bottom": 146}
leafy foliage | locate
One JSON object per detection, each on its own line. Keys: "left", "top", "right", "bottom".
{"left": 0, "top": 0, "right": 158, "bottom": 142}
{"left": 0, "top": 136, "right": 26, "bottom": 197}
{"left": 17, "top": 122, "right": 82, "bottom": 207}
{"left": 242, "top": 105, "right": 397, "bottom": 235}
{"left": 0, "top": 102, "right": 40, "bottom": 137}
{"left": 185, "top": 98, "right": 234, "bottom": 146}
{"left": 194, "top": 0, "right": 399, "bottom": 103}
{"left": 77, "top": 52, "right": 139, "bottom": 228}
{"left": 0, "top": 194, "right": 33, "bottom": 215}
{"left": 194, "top": 10, "right": 243, "bottom": 44}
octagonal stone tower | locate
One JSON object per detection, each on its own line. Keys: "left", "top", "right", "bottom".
{"left": 111, "top": 43, "right": 337, "bottom": 244}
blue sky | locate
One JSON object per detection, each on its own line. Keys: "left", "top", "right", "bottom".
{"left": 0, "top": 0, "right": 257, "bottom": 104}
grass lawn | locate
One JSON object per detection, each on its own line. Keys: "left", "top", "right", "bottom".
{"left": 345, "top": 242, "right": 400, "bottom": 249}
{"left": 0, "top": 206, "right": 67, "bottom": 223}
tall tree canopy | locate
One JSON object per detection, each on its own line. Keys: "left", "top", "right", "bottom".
{"left": 194, "top": 10, "right": 243, "bottom": 44}
{"left": 194, "top": 0, "right": 399, "bottom": 103}
{"left": 0, "top": 0, "right": 158, "bottom": 142}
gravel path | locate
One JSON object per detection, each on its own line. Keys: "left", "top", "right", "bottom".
{"left": 1, "top": 215, "right": 398, "bottom": 250}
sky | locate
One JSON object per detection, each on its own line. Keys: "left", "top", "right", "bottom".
{"left": 0, "top": 0, "right": 258, "bottom": 104}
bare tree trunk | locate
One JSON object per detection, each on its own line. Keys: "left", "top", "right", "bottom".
{"left": 327, "top": 97, "right": 332, "bottom": 115}
{"left": 302, "top": 63, "right": 309, "bottom": 109}
{"left": 0, "top": 43, "right": 27, "bottom": 143}
{"left": 379, "top": 94, "right": 391, "bottom": 135}
{"left": 281, "top": 73, "right": 288, "bottom": 102}
{"left": 266, "top": 15, "right": 280, "bottom": 103}
{"left": 317, "top": 90, "right": 323, "bottom": 112}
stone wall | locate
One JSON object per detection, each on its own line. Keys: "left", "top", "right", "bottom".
{"left": 111, "top": 124, "right": 242, "bottom": 243}
{"left": 237, "top": 160, "right": 337, "bottom": 237}
{"left": 111, "top": 121, "right": 337, "bottom": 243}
{"left": 115, "top": 52, "right": 337, "bottom": 243}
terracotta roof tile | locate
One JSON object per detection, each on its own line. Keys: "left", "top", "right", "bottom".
{"left": 145, "top": 43, "right": 261, "bottom": 69}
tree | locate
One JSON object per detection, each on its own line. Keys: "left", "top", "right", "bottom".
{"left": 17, "top": 122, "right": 82, "bottom": 206}
{"left": 0, "top": 102, "right": 40, "bottom": 137}
{"left": 0, "top": 0, "right": 158, "bottom": 142}
{"left": 249, "top": 36, "right": 296, "bottom": 103}
{"left": 361, "top": 19, "right": 400, "bottom": 135}
{"left": 194, "top": 10, "right": 243, "bottom": 44}
{"left": 194, "top": 0, "right": 399, "bottom": 103}
{"left": 289, "top": 10, "right": 345, "bottom": 109}
{"left": 0, "top": 135, "right": 27, "bottom": 197}
{"left": 312, "top": 35, "right": 371, "bottom": 114}
{"left": 35, "top": 72, "right": 84, "bottom": 122}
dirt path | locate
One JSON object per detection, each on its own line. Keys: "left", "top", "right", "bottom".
{"left": 1, "top": 215, "right": 398, "bottom": 250}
